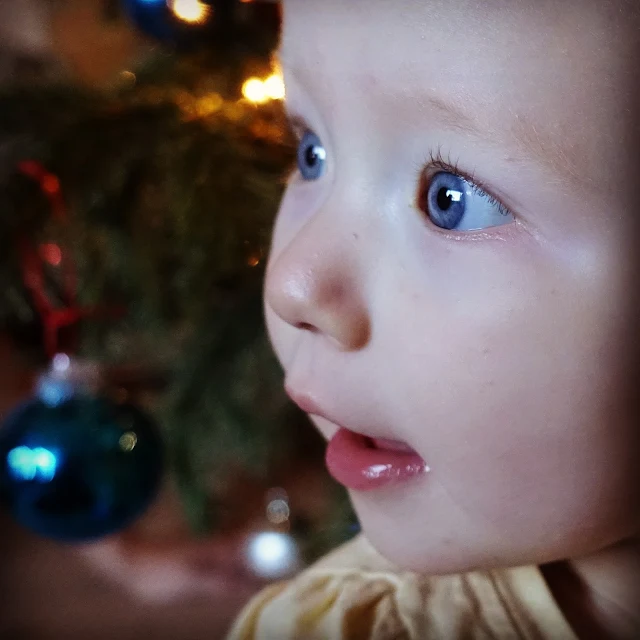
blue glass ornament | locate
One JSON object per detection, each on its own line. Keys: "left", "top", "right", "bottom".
{"left": 0, "top": 361, "right": 164, "bottom": 542}
{"left": 121, "top": 0, "right": 213, "bottom": 48}
{"left": 121, "top": 0, "right": 177, "bottom": 44}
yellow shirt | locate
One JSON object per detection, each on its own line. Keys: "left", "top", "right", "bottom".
{"left": 228, "top": 535, "right": 577, "bottom": 640}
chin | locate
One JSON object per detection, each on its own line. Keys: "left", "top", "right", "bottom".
{"left": 352, "top": 490, "right": 635, "bottom": 578}
{"left": 347, "top": 493, "right": 466, "bottom": 575}
{"left": 348, "top": 490, "right": 522, "bottom": 576}
{"left": 358, "top": 525, "right": 473, "bottom": 575}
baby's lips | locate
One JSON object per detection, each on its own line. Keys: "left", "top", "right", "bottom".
{"left": 326, "top": 428, "right": 429, "bottom": 492}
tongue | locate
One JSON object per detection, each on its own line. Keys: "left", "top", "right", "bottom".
{"left": 370, "top": 437, "right": 416, "bottom": 453}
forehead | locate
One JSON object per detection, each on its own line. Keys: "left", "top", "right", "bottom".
{"left": 280, "top": 0, "right": 639, "bottom": 189}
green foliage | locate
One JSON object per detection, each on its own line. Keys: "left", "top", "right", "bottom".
{"left": 0, "top": 46, "right": 357, "bottom": 556}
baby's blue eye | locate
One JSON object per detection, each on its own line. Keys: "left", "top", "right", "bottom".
{"left": 421, "top": 172, "right": 514, "bottom": 231}
{"left": 296, "top": 131, "right": 326, "bottom": 181}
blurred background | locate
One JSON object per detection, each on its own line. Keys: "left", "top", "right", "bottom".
{"left": 0, "top": 1, "right": 357, "bottom": 637}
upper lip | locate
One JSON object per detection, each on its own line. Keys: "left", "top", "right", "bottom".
{"left": 285, "top": 383, "right": 335, "bottom": 421}
{"left": 285, "top": 382, "right": 400, "bottom": 444}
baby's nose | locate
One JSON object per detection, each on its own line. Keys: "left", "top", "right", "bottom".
{"left": 264, "top": 222, "right": 371, "bottom": 351}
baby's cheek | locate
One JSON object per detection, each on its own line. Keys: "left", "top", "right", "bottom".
{"left": 268, "top": 189, "right": 299, "bottom": 262}
{"left": 271, "top": 181, "right": 329, "bottom": 253}
{"left": 387, "top": 246, "right": 627, "bottom": 522}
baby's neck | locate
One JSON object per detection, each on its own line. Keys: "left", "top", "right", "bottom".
{"left": 542, "top": 536, "right": 640, "bottom": 639}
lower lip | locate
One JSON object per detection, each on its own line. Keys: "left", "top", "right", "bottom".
{"left": 325, "top": 428, "right": 429, "bottom": 491}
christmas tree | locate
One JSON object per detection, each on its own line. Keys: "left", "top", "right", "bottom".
{"left": 0, "top": 0, "right": 355, "bottom": 568}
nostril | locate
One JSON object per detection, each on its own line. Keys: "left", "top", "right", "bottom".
{"left": 296, "top": 322, "right": 317, "bottom": 332}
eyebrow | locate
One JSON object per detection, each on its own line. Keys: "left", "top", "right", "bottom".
{"left": 281, "top": 60, "right": 592, "bottom": 193}
{"left": 422, "top": 95, "right": 590, "bottom": 192}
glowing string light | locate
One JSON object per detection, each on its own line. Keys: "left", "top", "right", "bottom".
{"left": 242, "top": 78, "right": 269, "bottom": 104}
{"left": 263, "top": 73, "right": 285, "bottom": 100}
{"left": 242, "top": 66, "right": 285, "bottom": 105}
{"left": 169, "top": 0, "right": 210, "bottom": 24}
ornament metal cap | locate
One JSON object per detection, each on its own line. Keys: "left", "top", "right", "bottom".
{"left": 36, "top": 354, "right": 102, "bottom": 407}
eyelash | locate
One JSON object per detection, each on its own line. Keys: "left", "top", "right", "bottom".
{"left": 416, "top": 146, "right": 512, "bottom": 219}
{"left": 282, "top": 122, "right": 513, "bottom": 221}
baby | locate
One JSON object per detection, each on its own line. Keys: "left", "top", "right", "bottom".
{"left": 230, "top": 1, "right": 640, "bottom": 638}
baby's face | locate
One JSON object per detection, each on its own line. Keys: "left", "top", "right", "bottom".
{"left": 265, "top": 0, "right": 640, "bottom": 572}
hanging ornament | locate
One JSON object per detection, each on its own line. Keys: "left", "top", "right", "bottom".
{"left": 0, "top": 354, "right": 164, "bottom": 542}
{"left": 1, "top": 161, "right": 162, "bottom": 543}
{"left": 17, "top": 160, "right": 125, "bottom": 358}
{"left": 120, "top": 0, "right": 214, "bottom": 48}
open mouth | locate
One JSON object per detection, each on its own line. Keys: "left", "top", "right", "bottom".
{"left": 326, "top": 428, "right": 429, "bottom": 492}
{"left": 367, "top": 437, "right": 417, "bottom": 454}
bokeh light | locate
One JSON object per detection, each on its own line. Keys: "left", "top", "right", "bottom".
{"left": 263, "top": 73, "right": 285, "bottom": 100}
{"left": 246, "top": 531, "right": 300, "bottom": 579}
{"left": 169, "top": 0, "right": 211, "bottom": 24}
{"left": 242, "top": 77, "right": 268, "bottom": 104}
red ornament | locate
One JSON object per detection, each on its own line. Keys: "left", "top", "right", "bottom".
{"left": 17, "top": 160, "right": 125, "bottom": 358}
{"left": 39, "top": 243, "right": 63, "bottom": 267}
